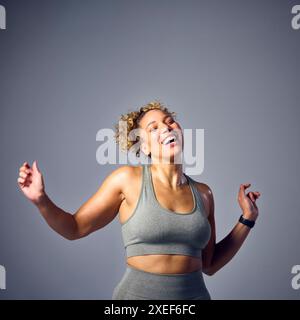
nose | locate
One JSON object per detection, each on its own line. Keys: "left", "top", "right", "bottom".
{"left": 159, "top": 125, "right": 172, "bottom": 144}
{"left": 160, "top": 123, "right": 172, "bottom": 133}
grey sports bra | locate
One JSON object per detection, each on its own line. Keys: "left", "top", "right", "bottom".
{"left": 121, "top": 164, "right": 211, "bottom": 259}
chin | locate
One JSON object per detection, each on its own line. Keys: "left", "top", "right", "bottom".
{"left": 161, "top": 146, "right": 183, "bottom": 163}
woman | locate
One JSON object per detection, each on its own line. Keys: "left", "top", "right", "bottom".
{"left": 17, "top": 100, "right": 261, "bottom": 300}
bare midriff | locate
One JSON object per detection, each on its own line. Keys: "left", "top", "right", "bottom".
{"left": 126, "top": 254, "right": 202, "bottom": 274}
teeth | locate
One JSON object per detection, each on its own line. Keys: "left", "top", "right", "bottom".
{"left": 162, "top": 135, "right": 176, "bottom": 145}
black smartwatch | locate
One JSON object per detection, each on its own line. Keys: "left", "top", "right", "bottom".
{"left": 238, "top": 214, "right": 255, "bottom": 229}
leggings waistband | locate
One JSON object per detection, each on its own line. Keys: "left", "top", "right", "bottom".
{"left": 121, "top": 264, "right": 210, "bottom": 299}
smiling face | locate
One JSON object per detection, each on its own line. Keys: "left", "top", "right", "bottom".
{"left": 138, "top": 109, "right": 184, "bottom": 163}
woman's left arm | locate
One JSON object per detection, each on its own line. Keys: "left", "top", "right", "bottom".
{"left": 201, "top": 183, "right": 261, "bottom": 276}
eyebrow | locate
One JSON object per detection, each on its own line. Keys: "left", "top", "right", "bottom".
{"left": 145, "top": 114, "right": 171, "bottom": 129}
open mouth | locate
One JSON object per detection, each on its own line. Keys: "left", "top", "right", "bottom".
{"left": 161, "top": 134, "right": 177, "bottom": 145}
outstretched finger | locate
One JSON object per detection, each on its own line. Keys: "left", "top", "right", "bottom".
{"left": 32, "top": 160, "right": 41, "bottom": 173}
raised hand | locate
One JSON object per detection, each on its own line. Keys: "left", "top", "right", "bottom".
{"left": 238, "top": 183, "right": 261, "bottom": 220}
{"left": 17, "top": 160, "right": 45, "bottom": 205}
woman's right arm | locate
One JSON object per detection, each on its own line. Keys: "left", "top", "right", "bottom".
{"left": 17, "top": 160, "right": 130, "bottom": 240}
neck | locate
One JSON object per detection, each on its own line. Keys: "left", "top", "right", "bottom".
{"left": 150, "top": 163, "right": 187, "bottom": 189}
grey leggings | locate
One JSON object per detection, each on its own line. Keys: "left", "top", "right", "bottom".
{"left": 112, "top": 264, "right": 211, "bottom": 300}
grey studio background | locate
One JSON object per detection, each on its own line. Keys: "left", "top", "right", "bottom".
{"left": 0, "top": 0, "right": 300, "bottom": 299}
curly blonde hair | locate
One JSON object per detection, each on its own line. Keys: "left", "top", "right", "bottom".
{"left": 114, "top": 100, "right": 176, "bottom": 157}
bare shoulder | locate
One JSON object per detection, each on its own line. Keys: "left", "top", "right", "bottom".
{"left": 110, "top": 165, "right": 141, "bottom": 180}
{"left": 193, "top": 181, "right": 213, "bottom": 197}
{"left": 192, "top": 180, "right": 214, "bottom": 217}
{"left": 108, "top": 165, "right": 142, "bottom": 194}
